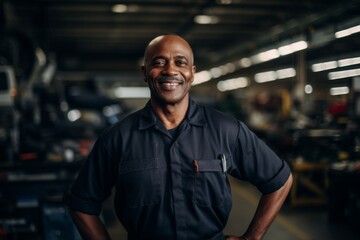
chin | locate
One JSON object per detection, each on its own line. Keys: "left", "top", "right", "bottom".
{"left": 154, "top": 94, "right": 189, "bottom": 106}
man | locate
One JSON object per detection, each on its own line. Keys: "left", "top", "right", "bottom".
{"left": 64, "top": 34, "right": 293, "bottom": 240}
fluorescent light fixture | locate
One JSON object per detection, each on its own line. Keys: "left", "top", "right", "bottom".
{"left": 255, "top": 49, "right": 280, "bottom": 63}
{"left": 312, "top": 56, "right": 360, "bottom": 72}
{"left": 111, "top": 4, "right": 139, "bottom": 13}
{"left": 238, "top": 58, "right": 252, "bottom": 68}
{"left": 254, "top": 71, "right": 277, "bottom": 83}
{"left": 193, "top": 70, "right": 212, "bottom": 85}
{"left": 194, "top": 15, "right": 219, "bottom": 24}
{"left": 330, "top": 86, "right": 349, "bottom": 95}
{"left": 328, "top": 68, "right": 360, "bottom": 80}
{"left": 335, "top": 24, "right": 360, "bottom": 38}
{"left": 278, "top": 41, "right": 308, "bottom": 56}
{"left": 312, "top": 61, "right": 338, "bottom": 72}
{"left": 217, "top": 77, "right": 249, "bottom": 91}
{"left": 278, "top": 45, "right": 293, "bottom": 56}
{"left": 218, "top": 0, "right": 233, "bottom": 4}
{"left": 112, "top": 4, "right": 128, "bottom": 13}
{"left": 305, "top": 84, "right": 313, "bottom": 94}
{"left": 193, "top": 62, "right": 236, "bottom": 86}
{"left": 114, "top": 87, "right": 150, "bottom": 98}
{"left": 277, "top": 68, "right": 296, "bottom": 79}
{"left": 210, "top": 67, "right": 223, "bottom": 78}
{"left": 220, "top": 63, "right": 236, "bottom": 74}
{"left": 255, "top": 68, "right": 296, "bottom": 83}
{"left": 338, "top": 57, "right": 360, "bottom": 67}
{"left": 290, "top": 41, "right": 308, "bottom": 52}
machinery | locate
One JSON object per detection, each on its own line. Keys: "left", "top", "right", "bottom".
{"left": 0, "top": 31, "right": 129, "bottom": 239}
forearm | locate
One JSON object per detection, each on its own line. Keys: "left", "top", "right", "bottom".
{"left": 69, "top": 209, "right": 111, "bottom": 240}
{"left": 242, "top": 174, "right": 293, "bottom": 240}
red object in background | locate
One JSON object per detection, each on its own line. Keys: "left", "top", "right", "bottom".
{"left": 328, "top": 102, "right": 347, "bottom": 117}
{"left": 19, "top": 152, "right": 38, "bottom": 161}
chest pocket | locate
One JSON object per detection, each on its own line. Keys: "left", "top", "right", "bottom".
{"left": 193, "top": 158, "right": 230, "bottom": 206}
{"left": 117, "top": 157, "right": 163, "bottom": 208}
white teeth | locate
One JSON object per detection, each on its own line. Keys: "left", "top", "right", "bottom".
{"left": 162, "top": 82, "right": 178, "bottom": 86}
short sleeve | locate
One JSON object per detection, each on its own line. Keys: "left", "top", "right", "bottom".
{"left": 63, "top": 135, "right": 117, "bottom": 215}
{"left": 229, "top": 121, "right": 291, "bottom": 194}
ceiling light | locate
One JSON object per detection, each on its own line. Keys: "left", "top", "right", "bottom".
{"left": 254, "top": 68, "right": 296, "bottom": 83}
{"left": 277, "top": 68, "right": 296, "bottom": 79}
{"left": 194, "top": 15, "right": 219, "bottom": 24}
{"left": 312, "top": 56, "right": 360, "bottom": 72}
{"left": 238, "top": 58, "right": 252, "bottom": 68}
{"left": 312, "top": 61, "right": 338, "bottom": 72}
{"left": 210, "top": 67, "right": 223, "bottom": 78}
{"left": 217, "top": 77, "right": 249, "bottom": 92}
{"left": 330, "top": 86, "right": 349, "bottom": 95}
{"left": 278, "top": 41, "right": 308, "bottom": 56}
{"left": 112, "top": 4, "right": 128, "bottom": 13}
{"left": 338, "top": 57, "right": 360, "bottom": 67}
{"left": 335, "top": 24, "right": 360, "bottom": 38}
{"left": 217, "top": 0, "right": 233, "bottom": 4}
{"left": 251, "top": 49, "right": 280, "bottom": 64}
{"left": 193, "top": 70, "right": 212, "bottom": 85}
{"left": 328, "top": 68, "right": 360, "bottom": 80}
{"left": 257, "top": 49, "right": 280, "bottom": 62}
{"left": 114, "top": 87, "right": 150, "bottom": 98}
{"left": 278, "top": 45, "right": 293, "bottom": 56}
{"left": 290, "top": 41, "right": 308, "bottom": 52}
{"left": 222, "top": 63, "right": 236, "bottom": 74}
{"left": 254, "top": 71, "right": 277, "bottom": 83}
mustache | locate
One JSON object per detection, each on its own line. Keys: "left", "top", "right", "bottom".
{"left": 157, "top": 76, "right": 182, "bottom": 82}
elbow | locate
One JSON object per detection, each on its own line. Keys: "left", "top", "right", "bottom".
{"left": 286, "top": 173, "right": 293, "bottom": 190}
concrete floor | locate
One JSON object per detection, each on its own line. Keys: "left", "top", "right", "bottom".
{"left": 103, "top": 177, "right": 360, "bottom": 240}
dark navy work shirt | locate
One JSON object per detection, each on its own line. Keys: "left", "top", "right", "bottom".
{"left": 64, "top": 99, "right": 291, "bottom": 240}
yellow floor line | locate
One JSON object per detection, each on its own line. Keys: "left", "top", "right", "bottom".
{"left": 231, "top": 181, "right": 312, "bottom": 240}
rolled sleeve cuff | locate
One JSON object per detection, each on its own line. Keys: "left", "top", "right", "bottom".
{"left": 257, "top": 160, "right": 291, "bottom": 194}
{"left": 63, "top": 191, "right": 102, "bottom": 215}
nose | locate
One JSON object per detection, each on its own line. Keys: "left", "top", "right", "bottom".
{"left": 161, "top": 62, "right": 178, "bottom": 75}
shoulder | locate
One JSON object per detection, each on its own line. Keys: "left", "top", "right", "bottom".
{"left": 197, "top": 102, "right": 239, "bottom": 127}
{"left": 192, "top": 102, "right": 241, "bottom": 144}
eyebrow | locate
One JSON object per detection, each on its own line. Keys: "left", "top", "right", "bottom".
{"left": 174, "top": 55, "right": 188, "bottom": 62}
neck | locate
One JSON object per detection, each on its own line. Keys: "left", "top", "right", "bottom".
{"left": 150, "top": 97, "right": 189, "bottom": 130}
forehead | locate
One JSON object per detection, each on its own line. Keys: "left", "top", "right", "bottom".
{"left": 145, "top": 36, "right": 193, "bottom": 62}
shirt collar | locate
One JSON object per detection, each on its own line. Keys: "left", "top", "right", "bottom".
{"left": 138, "top": 98, "right": 206, "bottom": 130}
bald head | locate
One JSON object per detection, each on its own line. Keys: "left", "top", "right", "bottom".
{"left": 143, "top": 34, "right": 194, "bottom": 65}
{"left": 141, "top": 34, "right": 196, "bottom": 106}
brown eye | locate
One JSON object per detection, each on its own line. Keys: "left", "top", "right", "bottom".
{"left": 152, "top": 59, "right": 166, "bottom": 66}
{"left": 176, "top": 60, "right": 187, "bottom": 66}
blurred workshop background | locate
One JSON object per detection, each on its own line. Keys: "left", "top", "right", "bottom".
{"left": 1, "top": 0, "right": 360, "bottom": 239}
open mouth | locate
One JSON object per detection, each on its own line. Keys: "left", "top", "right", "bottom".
{"left": 159, "top": 81, "right": 182, "bottom": 90}
{"left": 160, "top": 82, "right": 180, "bottom": 86}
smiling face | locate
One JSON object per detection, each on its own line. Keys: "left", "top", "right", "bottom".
{"left": 142, "top": 35, "right": 196, "bottom": 106}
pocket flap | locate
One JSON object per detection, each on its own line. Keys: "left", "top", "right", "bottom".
{"left": 196, "top": 159, "right": 222, "bottom": 172}
{"left": 119, "top": 158, "right": 158, "bottom": 175}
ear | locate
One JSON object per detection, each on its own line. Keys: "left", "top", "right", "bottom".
{"left": 191, "top": 65, "right": 196, "bottom": 83}
{"left": 141, "top": 65, "right": 147, "bottom": 82}
{"left": 192, "top": 65, "right": 196, "bottom": 75}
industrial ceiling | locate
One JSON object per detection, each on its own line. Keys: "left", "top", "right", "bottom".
{"left": 1, "top": 0, "right": 360, "bottom": 87}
